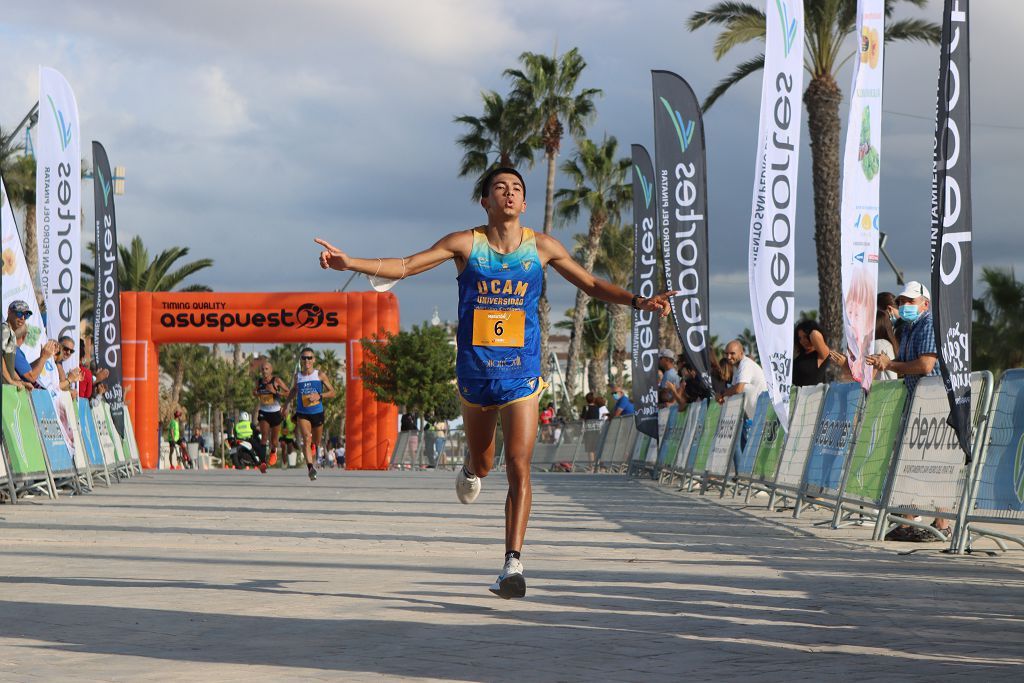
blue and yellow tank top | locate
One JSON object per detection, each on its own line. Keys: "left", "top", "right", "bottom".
{"left": 295, "top": 369, "right": 324, "bottom": 415}
{"left": 456, "top": 227, "right": 543, "bottom": 379}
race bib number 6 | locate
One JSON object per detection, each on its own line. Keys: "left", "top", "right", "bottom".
{"left": 472, "top": 309, "right": 525, "bottom": 347}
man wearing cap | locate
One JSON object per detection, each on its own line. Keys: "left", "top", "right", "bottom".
{"left": 5, "top": 301, "right": 54, "bottom": 389}
{"left": 658, "top": 348, "right": 680, "bottom": 393}
{"left": 867, "top": 281, "right": 946, "bottom": 542}
{"left": 867, "top": 281, "right": 939, "bottom": 395}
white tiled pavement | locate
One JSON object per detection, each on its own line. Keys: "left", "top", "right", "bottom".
{"left": 1, "top": 470, "right": 1022, "bottom": 681}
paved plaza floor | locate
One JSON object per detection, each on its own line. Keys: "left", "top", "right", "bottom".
{"left": 1, "top": 469, "right": 1023, "bottom": 681}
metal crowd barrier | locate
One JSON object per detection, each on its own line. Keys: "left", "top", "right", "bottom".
{"left": 1, "top": 386, "right": 135, "bottom": 502}
{"left": 701, "top": 394, "right": 746, "bottom": 495}
{"left": 597, "top": 416, "right": 639, "bottom": 473}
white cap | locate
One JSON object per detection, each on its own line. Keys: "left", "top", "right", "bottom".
{"left": 659, "top": 348, "right": 676, "bottom": 360}
{"left": 897, "top": 281, "right": 930, "bottom": 301}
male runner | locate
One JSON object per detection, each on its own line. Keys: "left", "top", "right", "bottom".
{"left": 254, "top": 360, "right": 289, "bottom": 466}
{"left": 315, "top": 167, "right": 673, "bottom": 598}
{"left": 286, "top": 348, "right": 336, "bottom": 481}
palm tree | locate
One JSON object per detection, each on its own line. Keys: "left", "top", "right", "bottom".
{"left": 0, "top": 132, "right": 38, "bottom": 285}
{"left": 688, "top": 1, "right": 939, "bottom": 351}
{"left": 81, "top": 235, "right": 214, "bottom": 319}
{"left": 554, "top": 135, "right": 631, "bottom": 403}
{"left": 575, "top": 219, "right": 633, "bottom": 382}
{"left": 556, "top": 298, "right": 611, "bottom": 398}
{"left": 973, "top": 267, "right": 1024, "bottom": 374}
{"left": 505, "top": 48, "right": 602, "bottom": 379}
{"left": 454, "top": 91, "right": 537, "bottom": 200}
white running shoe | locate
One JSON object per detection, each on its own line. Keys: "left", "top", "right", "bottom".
{"left": 455, "top": 466, "right": 481, "bottom": 504}
{"left": 489, "top": 557, "right": 526, "bottom": 599}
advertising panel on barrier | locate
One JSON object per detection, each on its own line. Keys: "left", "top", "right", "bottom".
{"left": 802, "top": 382, "right": 864, "bottom": 493}
{"left": 93, "top": 401, "right": 120, "bottom": 465}
{"left": 971, "top": 370, "right": 1024, "bottom": 514}
{"left": 1, "top": 386, "right": 49, "bottom": 475}
{"left": 775, "top": 384, "right": 828, "bottom": 488}
{"left": 651, "top": 71, "right": 713, "bottom": 395}
{"left": 843, "top": 380, "right": 907, "bottom": 503}
{"left": 888, "top": 374, "right": 986, "bottom": 511}
{"left": 657, "top": 406, "right": 686, "bottom": 468}
{"left": 930, "top": 1, "right": 973, "bottom": 459}
{"left": 631, "top": 143, "right": 661, "bottom": 439}
{"left": 691, "top": 400, "right": 722, "bottom": 472}
{"left": 738, "top": 393, "right": 771, "bottom": 477}
{"left": 674, "top": 401, "right": 704, "bottom": 470}
{"left": 706, "top": 395, "right": 745, "bottom": 476}
{"left": 30, "top": 389, "right": 75, "bottom": 474}
{"left": 77, "top": 398, "right": 107, "bottom": 468}
{"left": 57, "top": 391, "right": 89, "bottom": 471}
{"left": 751, "top": 401, "right": 785, "bottom": 482}
{"left": 747, "top": 0, "right": 805, "bottom": 429}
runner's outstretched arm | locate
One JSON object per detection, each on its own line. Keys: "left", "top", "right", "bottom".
{"left": 314, "top": 232, "right": 472, "bottom": 280}
{"left": 538, "top": 234, "right": 675, "bottom": 317}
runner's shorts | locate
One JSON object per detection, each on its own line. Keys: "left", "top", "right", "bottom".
{"left": 458, "top": 376, "right": 547, "bottom": 411}
{"left": 295, "top": 411, "right": 325, "bottom": 428}
{"left": 258, "top": 410, "right": 283, "bottom": 427}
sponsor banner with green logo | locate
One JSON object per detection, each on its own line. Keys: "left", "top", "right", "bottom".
{"left": 843, "top": 380, "right": 907, "bottom": 503}
{"left": 973, "top": 369, "right": 1024, "bottom": 513}
{"left": 692, "top": 400, "right": 722, "bottom": 472}
{"left": 657, "top": 406, "right": 686, "bottom": 468}
{"left": 1, "top": 386, "right": 48, "bottom": 475}
{"left": 752, "top": 405, "right": 785, "bottom": 482}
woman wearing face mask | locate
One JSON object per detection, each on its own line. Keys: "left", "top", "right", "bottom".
{"left": 877, "top": 291, "right": 903, "bottom": 338}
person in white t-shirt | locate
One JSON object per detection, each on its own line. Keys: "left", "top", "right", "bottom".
{"left": 718, "top": 340, "right": 768, "bottom": 455}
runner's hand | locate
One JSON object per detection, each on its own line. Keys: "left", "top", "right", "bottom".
{"left": 638, "top": 291, "right": 678, "bottom": 318}
{"left": 314, "top": 238, "right": 352, "bottom": 271}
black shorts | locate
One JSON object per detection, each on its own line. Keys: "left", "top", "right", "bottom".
{"left": 295, "top": 412, "right": 325, "bottom": 428}
{"left": 258, "top": 410, "right": 284, "bottom": 428}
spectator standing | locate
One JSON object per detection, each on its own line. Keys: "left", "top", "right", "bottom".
{"left": 658, "top": 349, "right": 680, "bottom": 391}
{"left": 718, "top": 340, "right": 767, "bottom": 450}
{"left": 870, "top": 310, "right": 899, "bottom": 381}
{"left": 14, "top": 326, "right": 58, "bottom": 388}
{"left": 3, "top": 301, "right": 34, "bottom": 389}
{"left": 539, "top": 402, "right": 555, "bottom": 442}
{"left": 611, "top": 385, "right": 635, "bottom": 416}
{"left": 867, "top": 281, "right": 946, "bottom": 542}
{"left": 793, "top": 319, "right": 831, "bottom": 386}
{"left": 595, "top": 396, "right": 609, "bottom": 420}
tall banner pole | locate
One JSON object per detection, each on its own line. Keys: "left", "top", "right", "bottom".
{"left": 630, "top": 144, "right": 660, "bottom": 439}
{"left": 36, "top": 67, "right": 81, "bottom": 374}
{"left": 747, "top": 0, "right": 805, "bottom": 428}
{"left": 651, "top": 70, "right": 712, "bottom": 396}
{"left": 92, "top": 141, "right": 126, "bottom": 438}
{"left": 930, "top": 0, "right": 972, "bottom": 459}
{"left": 840, "top": 0, "right": 884, "bottom": 391}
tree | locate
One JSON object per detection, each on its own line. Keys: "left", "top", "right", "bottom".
{"left": 556, "top": 298, "right": 611, "bottom": 398}
{"left": 361, "top": 324, "right": 460, "bottom": 423}
{"left": 688, "top": 1, "right": 939, "bottom": 351}
{"left": 973, "top": 267, "right": 1024, "bottom": 374}
{"left": 737, "top": 327, "right": 760, "bottom": 363}
{"left": 454, "top": 91, "right": 537, "bottom": 200}
{"left": 505, "top": 48, "right": 602, "bottom": 382}
{"left": 0, "top": 134, "right": 38, "bottom": 284}
{"left": 578, "top": 219, "right": 634, "bottom": 382}
{"left": 81, "top": 235, "right": 213, "bottom": 319}
{"left": 554, "top": 135, "right": 631, "bottom": 405}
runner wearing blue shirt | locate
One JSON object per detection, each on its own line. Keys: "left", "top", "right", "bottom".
{"left": 315, "top": 167, "right": 675, "bottom": 598}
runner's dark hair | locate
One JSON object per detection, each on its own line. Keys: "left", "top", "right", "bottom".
{"left": 481, "top": 167, "right": 526, "bottom": 197}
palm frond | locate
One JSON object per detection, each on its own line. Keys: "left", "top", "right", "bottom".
{"left": 885, "top": 18, "right": 940, "bottom": 45}
{"left": 687, "top": 1, "right": 763, "bottom": 31}
{"left": 703, "top": 53, "right": 764, "bottom": 110}
{"left": 712, "top": 15, "right": 766, "bottom": 60}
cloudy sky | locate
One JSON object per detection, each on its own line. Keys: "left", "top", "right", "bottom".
{"left": 3, "top": 0, "right": 1022, "bottom": 348}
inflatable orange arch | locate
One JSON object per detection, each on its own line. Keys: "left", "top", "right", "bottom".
{"left": 120, "top": 291, "right": 399, "bottom": 470}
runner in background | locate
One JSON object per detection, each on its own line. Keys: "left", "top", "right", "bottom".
{"left": 253, "top": 360, "right": 290, "bottom": 466}
{"left": 286, "top": 348, "right": 336, "bottom": 481}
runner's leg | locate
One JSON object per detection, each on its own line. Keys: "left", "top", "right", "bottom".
{"left": 311, "top": 423, "right": 324, "bottom": 463}
{"left": 497, "top": 396, "right": 539, "bottom": 553}
{"left": 461, "top": 403, "right": 498, "bottom": 478}
{"left": 297, "top": 417, "right": 313, "bottom": 466}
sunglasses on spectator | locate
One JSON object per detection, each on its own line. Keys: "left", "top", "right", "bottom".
{"left": 61, "top": 346, "right": 75, "bottom": 355}
{"left": 300, "top": 355, "right": 314, "bottom": 361}
{"left": 14, "top": 311, "right": 31, "bottom": 319}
